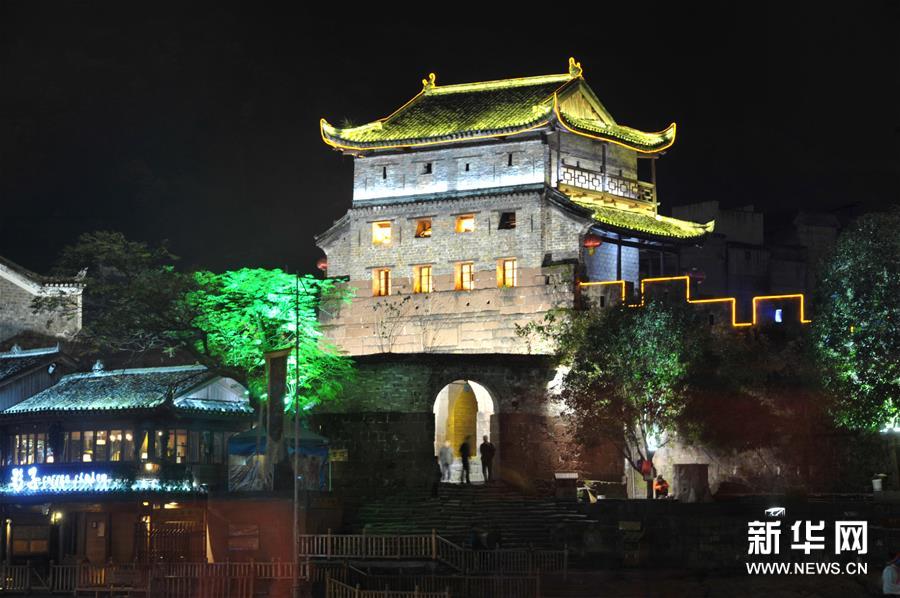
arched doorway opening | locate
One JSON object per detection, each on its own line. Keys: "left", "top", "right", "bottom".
{"left": 433, "top": 380, "right": 497, "bottom": 484}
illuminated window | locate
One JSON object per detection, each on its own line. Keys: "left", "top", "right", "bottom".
{"left": 95, "top": 430, "right": 108, "bottom": 461}
{"left": 66, "top": 431, "right": 82, "bottom": 463}
{"left": 9, "top": 433, "right": 51, "bottom": 465}
{"left": 775, "top": 308, "right": 783, "bottom": 323}
{"left": 372, "top": 268, "right": 391, "bottom": 297}
{"left": 139, "top": 431, "right": 149, "bottom": 461}
{"left": 155, "top": 430, "right": 165, "bottom": 459}
{"left": 497, "top": 258, "right": 517, "bottom": 288}
{"left": 372, "top": 221, "right": 392, "bottom": 246}
{"left": 167, "top": 430, "right": 188, "bottom": 464}
{"left": 413, "top": 265, "right": 433, "bottom": 294}
{"left": 415, "top": 218, "right": 432, "bottom": 238}
{"left": 169, "top": 430, "right": 188, "bottom": 461}
{"left": 498, "top": 212, "right": 516, "bottom": 230}
{"left": 455, "top": 215, "right": 475, "bottom": 233}
{"left": 108, "top": 430, "right": 133, "bottom": 462}
{"left": 455, "top": 262, "right": 475, "bottom": 291}
{"left": 82, "top": 431, "right": 94, "bottom": 462}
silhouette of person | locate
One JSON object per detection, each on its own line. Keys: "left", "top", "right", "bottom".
{"left": 431, "top": 456, "right": 442, "bottom": 497}
{"left": 479, "top": 435, "right": 495, "bottom": 483}
{"left": 438, "top": 441, "right": 453, "bottom": 482}
{"left": 460, "top": 437, "right": 472, "bottom": 485}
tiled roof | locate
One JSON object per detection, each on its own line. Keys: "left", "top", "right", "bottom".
{"left": 574, "top": 200, "right": 715, "bottom": 239}
{"left": 556, "top": 111, "right": 676, "bottom": 154}
{"left": 4, "top": 365, "right": 252, "bottom": 415}
{"left": 321, "top": 59, "right": 675, "bottom": 153}
{"left": 0, "top": 347, "right": 60, "bottom": 384}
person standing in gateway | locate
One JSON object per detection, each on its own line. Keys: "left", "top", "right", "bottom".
{"left": 438, "top": 441, "right": 453, "bottom": 482}
{"left": 479, "top": 435, "right": 496, "bottom": 483}
{"left": 459, "top": 437, "right": 472, "bottom": 485}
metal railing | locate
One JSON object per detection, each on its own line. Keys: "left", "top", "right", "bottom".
{"left": 0, "top": 560, "right": 305, "bottom": 595}
{"left": 299, "top": 531, "right": 568, "bottom": 575}
{"left": 299, "top": 532, "right": 434, "bottom": 560}
{"left": 326, "top": 576, "right": 450, "bottom": 598}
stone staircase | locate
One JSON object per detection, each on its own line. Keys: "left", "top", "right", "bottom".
{"left": 345, "top": 482, "right": 589, "bottom": 549}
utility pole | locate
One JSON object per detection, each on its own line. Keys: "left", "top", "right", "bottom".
{"left": 292, "top": 273, "right": 301, "bottom": 598}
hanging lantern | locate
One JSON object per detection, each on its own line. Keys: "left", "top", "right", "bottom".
{"left": 582, "top": 233, "right": 603, "bottom": 256}
{"left": 316, "top": 257, "right": 328, "bottom": 272}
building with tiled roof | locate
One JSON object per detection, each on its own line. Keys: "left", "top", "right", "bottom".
{"left": 311, "top": 59, "right": 721, "bottom": 498}
{"left": 310, "top": 59, "right": 817, "bottom": 503}
{"left": 316, "top": 58, "right": 712, "bottom": 356}
{"left": 0, "top": 345, "right": 74, "bottom": 413}
{"left": 0, "top": 362, "right": 252, "bottom": 563}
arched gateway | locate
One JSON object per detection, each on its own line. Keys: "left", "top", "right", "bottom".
{"left": 433, "top": 380, "right": 497, "bottom": 483}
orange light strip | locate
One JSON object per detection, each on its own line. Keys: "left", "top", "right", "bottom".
{"left": 579, "top": 275, "right": 810, "bottom": 327}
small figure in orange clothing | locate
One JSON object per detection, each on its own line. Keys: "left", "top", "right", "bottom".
{"left": 653, "top": 474, "right": 669, "bottom": 498}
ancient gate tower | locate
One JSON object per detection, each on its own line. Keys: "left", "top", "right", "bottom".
{"left": 312, "top": 59, "right": 712, "bottom": 495}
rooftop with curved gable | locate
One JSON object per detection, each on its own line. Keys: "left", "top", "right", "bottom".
{"left": 321, "top": 58, "right": 676, "bottom": 154}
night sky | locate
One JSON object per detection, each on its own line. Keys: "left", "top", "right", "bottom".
{"left": 2, "top": 4, "right": 898, "bottom": 275}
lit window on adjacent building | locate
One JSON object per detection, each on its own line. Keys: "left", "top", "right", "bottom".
{"left": 415, "top": 218, "right": 432, "bottom": 238}
{"left": 775, "top": 308, "right": 783, "bottom": 323}
{"left": 9, "top": 433, "right": 50, "bottom": 465}
{"left": 455, "top": 262, "right": 475, "bottom": 291}
{"left": 372, "top": 268, "right": 391, "bottom": 296}
{"left": 372, "top": 221, "right": 392, "bottom": 245}
{"left": 498, "top": 212, "right": 516, "bottom": 230}
{"left": 455, "top": 215, "right": 475, "bottom": 233}
{"left": 497, "top": 258, "right": 517, "bottom": 288}
{"left": 413, "top": 265, "right": 433, "bottom": 294}
{"left": 167, "top": 430, "right": 188, "bottom": 464}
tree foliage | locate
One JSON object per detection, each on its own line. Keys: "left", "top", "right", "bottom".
{"left": 189, "top": 268, "right": 352, "bottom": 409}
{"left": 541, "top": 301, "right": 707, "bottom": 472}
{"left": 32, "top": 231, "right": 196, "bottom": 354}
{"left": 813, "top": 208, "right": 900, "bottom": 430}
{"left": 34, "top": 231, "right": 353, "bottom": 410}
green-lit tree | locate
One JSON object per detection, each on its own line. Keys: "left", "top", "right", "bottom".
{"left": 538, "top": 301, "right": 706, "bottom": 498}
{"left": 813, "top": 208, "right": 900, "bottom": 431}
{"left": 33, "top": 231, "right": 353, "bottom": 411}
{"left": 188, "top": 268, "right": 352, "bottom": 410}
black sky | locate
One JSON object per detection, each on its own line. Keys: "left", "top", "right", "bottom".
{"left": 1, "top": 4, "right": 898, "bottom": 274}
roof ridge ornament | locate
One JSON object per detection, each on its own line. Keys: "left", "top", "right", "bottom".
{"left": 422, "top": 72, "right": 436, "bottom": 90}
{"left": 568, "top": 57, "right": 582, "bottom": 78}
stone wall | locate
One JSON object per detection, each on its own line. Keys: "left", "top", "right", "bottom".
{"left": 352, "top": 138, "right": 547, "bottom": 202}
{"left": 318, "top": 187, "right": 589, "bottom": 355}
{"left": 310, "top": 354, "right": 624, "bottom": 497}
{"left": 0, "top": 275, "right": 82, "bottom": 342}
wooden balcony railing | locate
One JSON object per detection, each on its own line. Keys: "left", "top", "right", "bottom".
{"left": 559, "top": 163, "right": 656, "bottom": 204}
